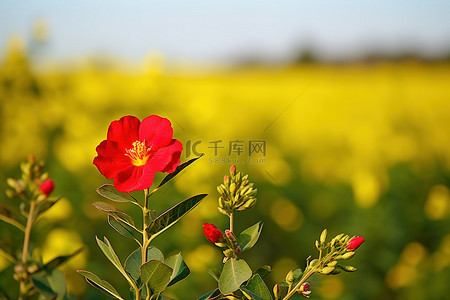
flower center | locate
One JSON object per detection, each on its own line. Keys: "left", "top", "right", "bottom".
{"left": 125, "top": 140, "right": 151, "bottom": 166}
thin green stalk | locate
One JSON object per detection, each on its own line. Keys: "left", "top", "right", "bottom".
{"left": 229, "top": 211, "right": 234, "bottom": 233}
{"left": 282, "top": 267, "right": 316, "bottom": 300}
{"left": 18, "top": 200, "right": 36, "bottom": 300}
{"left": 141, "top": 188, "right": 151, "bottom": 300}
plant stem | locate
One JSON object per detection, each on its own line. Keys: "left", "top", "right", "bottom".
{"left": 138, "top": 188, "right": 151, "bottom": 300}
{"left": 19, "top": 200, "right": 36, "bottom": 300}
{"left": 229, "top": 211, "right": 234, "bottom": 233}
{"left": 282, "top": 267, "right": 316, "bottom": 300}
{"left": 142, "top": 188, "right": 150, "bottom": 263}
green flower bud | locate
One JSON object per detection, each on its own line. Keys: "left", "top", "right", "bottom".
{"left": 341, "top": 265, "right": 357, "bottom": 272}
{"left": 273, "top": 284, "right": 280, "bottom": 299}
{"left": 320, "top": 229, "right": 327, "bottom": 244}
{"left": 230, "top": 183, "right": 236, "bottom": 194}
{"left": 341, "top": 251, "right": 355, "bottom": 260}
{"left": 327, "top": 260, "right": 338, "bottom": 267}
{"left": 285, "top": 270, "right": 295, "bottom": 285}
{"left": 321, "top": 266, "right": 335, "bottom": 275}
{"left": 223, "top": 249, "right": 235, "bottom": 258}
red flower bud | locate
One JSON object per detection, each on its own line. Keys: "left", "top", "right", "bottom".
{"left": 301, "top": 282, "right": 310, "bottom": 292}
{"left": 39, "top": 179, "right": 54, "bottom": 197}
{"left": 347, "top": 236, "right": 364, "bottom": 251}
{"left": 230, "top": 165, "right": 236, "bottom": 175}
{"left": 203, "top": 223, "right": 223, "bottom": 243}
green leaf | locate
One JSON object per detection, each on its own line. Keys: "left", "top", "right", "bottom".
{"left": 140, "top": 260, "right": 173, "bottom": 296}
{"left": 31, "top": 269, "right": 67, "bottom": 300}
{"left": 146, "top": 194, "right": 207, "bottom": 240}
{"left": 237, "top": 222, "right": 264, "bottom": 252}
{"left": 97, "top": 184, "right": 138, "bottom": 203}
{"left": 0, "top": 204, "right": 25, "bottom": 231}
{"left": 108, "top": 215, "right": 140, "bottom": 241}
{"left": 218, "top": 258, "right": 252, "bottom": 295}
{"left": 242, "top": 274, "right": 273, "bottom": 300}
{"left": 77, "top": 270, "right": 124, "bottom": 299}
{"left": 207, "top": 268, "right": 221, "bottom": 282}
{"left": 96, "top": 236, "right": 124, "bottom": 273}
{"left": 280, "top": 268, "right": 303, "bottom": 286}
{"left": 157, "top": 155, "right": 203, "bottom": 188}
{"left": 197, "top": 288, "right": 221, "bottom": 300}
{"left": 96, "top": 236, "right": 136, "bottom": 287}
{"left": 93, "top": 202, "right": 135, "bottom": 226}
{"left": 44, "top": 247, "right": 83, "bottom": 270}
{"left": 124, "top": 247, "right": 165, "bottom": 284}
{"left": 165, "top": 253, "right": 190, "bottom": 286}
{"left": 254, "top": 265, "right": 272, "bottom": 280}
{"left": 33, "top": 198, "right": 60, "bottom": 220}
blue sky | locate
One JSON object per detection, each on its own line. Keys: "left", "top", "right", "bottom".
{"left": 1, "top": 0, "right": 449, "bottom": 62}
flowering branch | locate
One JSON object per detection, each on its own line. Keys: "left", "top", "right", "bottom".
{"left": 78, "top": 115, "right": 206, "bottom": 300}
{"left": 1, "top": 156, "right": 79, "bottom": 300}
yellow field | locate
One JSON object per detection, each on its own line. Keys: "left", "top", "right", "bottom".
{"left": 1, "top": 40, "right": 450, "bottom": 299}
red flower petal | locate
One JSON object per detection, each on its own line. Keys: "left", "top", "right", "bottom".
{"left": 107, "top": 116, "right": 140, "bottom": 150}
{"left": 114, "top": 166, "right": 155, "bottom": 192}
{"left": 146, "top": 139, "right": 183, "bottom": 173}
{"left": 93, "top": 140, "right": 130, "bottom": 179}
{"left": 139, "top": 115, "right": 173, "bottom": 150}
{"left": 39, "top": 179, "right": 54, "bottom": 197}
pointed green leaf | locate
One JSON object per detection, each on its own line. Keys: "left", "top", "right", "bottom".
{"left": 254, "top": 265, "right": 272, "bottom": 280}
{"left": 96, "top": 236, "right": 124, "bottom": 273}
{"left": 140, "top": 260, "right": 173, "bottom": 295}
{"left": 44, "top": 247, "right": 83, "bottom": 270}
{"left": 97, "top": 184, "right": 138, "bottom": 203}
{"left": 93, "top": 202, "right": 135, "bottom": 226}
{"left": 157, "top": 155, "right": 203, "bottom": 188}
{"left": 96, "top": 236, "right": 137, "bottom": 287}
{"left": 242, "top": 274, "right": 273, "bottom": 300}
{"left": 77, "top": 270, "right": 124, "bottom": 299}
{"left": 197, "top": 288, "right": 221, "bottom": 300}
{"left": 124, "top": 247, "right": 165, "bottom": 284}
{"left": 165, "top": 253, "right": 190, "bottom": 286}
{"left": 218, "top": 258, "right": 252, "bottom": 295}
{"left": 0, "top": 204, "right": 25, "bottom": 231}
{"left": 108, "top": 215, "right": 140, "bottom": 241}
{"left": 237, "top": 222, "right": 263, "bottom": 252}
{"left": 34, "top": 198, "right": 60, "bottom": 220}
{"left": 146, "top": 194, "right": 207, "bottom": 239}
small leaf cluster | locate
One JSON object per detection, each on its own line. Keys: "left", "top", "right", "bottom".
{"left": 78, "top": 156, "right": 206, "bottom": 300}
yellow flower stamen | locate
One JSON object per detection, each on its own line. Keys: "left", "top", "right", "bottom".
{"left": 125, "top": 140, "right": 151, "bottom": 166}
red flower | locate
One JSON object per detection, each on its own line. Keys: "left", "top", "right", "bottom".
{"left": 39, "top": 179, "right": 54, "bottom": 197}
{"left": 203, "top": 223, "right": 223, "bottom": 243}
{"left": 347, "top": 236, "right": 365, "bottom": 251}
{"left": 93, "top": 115, "right": 183, "bottom": 193}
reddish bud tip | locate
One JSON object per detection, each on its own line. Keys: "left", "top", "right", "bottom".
{"left": 301, "top": 282, "right": 311, "bottom": 292}
{"left": 347, "top": 236, "right": 365, "bottom": 251}
{"left": 39, "top": 179, "right": 54, "bottom": 197}
{"left": 203, "top": 223, "right": 223, "bottom": 243}
{"left": 230, "top": 165, "right": 236, "bottom": 175}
